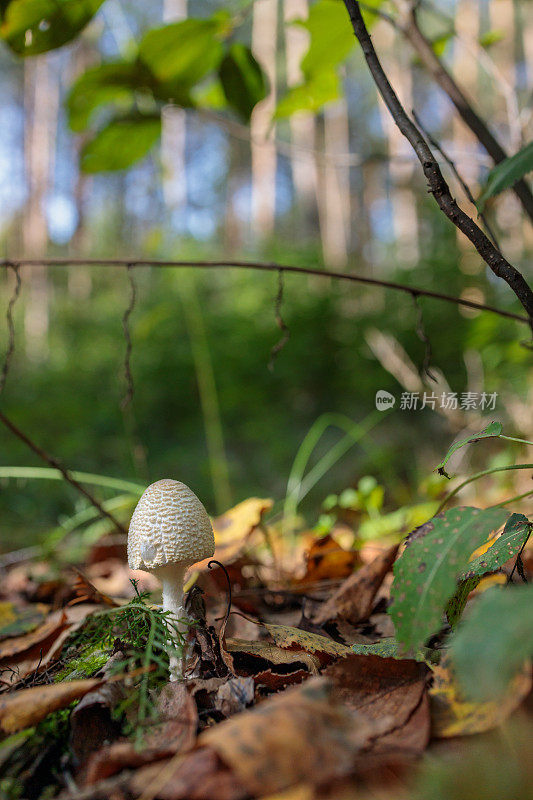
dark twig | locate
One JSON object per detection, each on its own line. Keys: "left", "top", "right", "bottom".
{"left": 0, "top": 262, "right": 21, "bottom": 396}
{"left": 393, "top": 0, "right": 533, "bottom": 222}
{"left": 208, "top": 560, "right": 232, "bottom": 636}
{"left": 411, "top": 293, "right": 437, "bottom": 382}
{"left": 0, "top": 259, "right": 528, "bottom": 326}
{"left": 121, "top": 264, "right": 136, "bottom": 410}
{"left": 341, "top": 1, "right": 533, "bottom": 333}
{"left": 412, "top": 110, "right": 501, "bottom": 251}
{"left": 268, "top": 269, "right": 290, "bottom": 371}
{"left": 0, "top": 410, "right": 127, "bottom": 534}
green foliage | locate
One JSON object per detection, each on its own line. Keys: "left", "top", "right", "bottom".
{"left": 80, "top": 113, "right": 161, "bottom": 173}
{"left": 66, "top": 62, "right": 148, "bottom": 133}
{"left": 0, "top": 0, "right": 104, "bottom": 56}
{"left": 478, "top": 140, "right": 533, "bottom": 210}
{"left": 390, "top": 506, "right": 509, "bottom": 653}
{"left": 137, "top": 16, "right": 229, "bottom": 85}
{"left": 64, "top": 585, "right": 188, "bottom": 742}
{"left": 351, "top": 637, "right": 432, "bottom": 661}
{"left": 461, "top": 513, "right": 531, "bottom": 579}
{"left": 435, "top": 421, "right": 503, "bottom": 479}
{"left": 445, "top": 575, "right": 481, "bottom": 629}
{"left": 451, "top": 584, "right": 533, "bottom": 701}
{"left": 219, "top": 44, "right": 268, "bottom": 122}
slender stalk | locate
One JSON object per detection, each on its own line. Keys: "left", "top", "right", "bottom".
{"left": 499, "top": 435, "right": 533, "bottom": 447}
{"left": 436, "top": 464, "right": 533, "bottom": 514}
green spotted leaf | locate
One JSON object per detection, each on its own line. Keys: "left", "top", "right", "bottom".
{"left": 462, "top": 513, "right": 531, "bottom": 580}
{"left": 390, "top": 506, "right": 509, "bottom": 654}
{"left": 445, "top": 576, "right": 481, "bottom": 629}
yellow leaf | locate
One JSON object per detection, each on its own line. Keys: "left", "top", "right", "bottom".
{"left": 195, "top": 497, "right": 273, "bottom": 570}
{"left": 429, "top": 657, "right": 531, "bottom": 737}
{"left": 264, "top": 623, "right": 352, "bottom": 658}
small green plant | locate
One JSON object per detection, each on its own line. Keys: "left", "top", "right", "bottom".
{"left": 387, "top": 423, "right": 532, "bottom": 699}
{"left": 61, "top": 582, "right": 189, "bottom": 744}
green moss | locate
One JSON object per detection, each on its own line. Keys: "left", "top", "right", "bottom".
{"left": 54, "top": 646, "right": 109, "bottom": 682}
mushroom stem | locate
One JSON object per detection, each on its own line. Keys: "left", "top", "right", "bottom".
{"left": 156, "top": 564, "right": 190, "bottom": 681}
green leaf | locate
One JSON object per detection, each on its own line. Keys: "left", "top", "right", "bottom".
{"left": 435, "top": 421, "right": 503, "bottom": 479}
{"left": 219, "top": 43, "right": 268, "bottom": 122}
{"left": 275, "top": 69, "right": 340, "bottom": 118}
{"left": 451, "top": 584, "right": 533, "bottom": 701}
{"left": 390, "top": 506, "right": 509, "bottom": 654}
{"left": 351, "top": 637, "right": 437, "bottom": 662}
{"left": 479, "top": 29, "right": 505, "bottom": 48}
{"left": 66, "top": 61, "right": 143, "bottom": 132}
{"left": 462, "top": 513, "right": 531, "bottom": 579}
{"left": 138, "top": 16, "right": 229, "bottom": 86}
{"left": 445, "top": 575, "right": 481, "bottom": 629}
{"left": 478, "top": 140, "right": 533, "bottom": 210}
{"left": 298, "top": 0, "right": 356, "bottom": 78}
{"left": 80, "top": 114, "right": 161, "bottom": 173}
{"left": 1, "top": 0, "right": 104, "bottom": 56}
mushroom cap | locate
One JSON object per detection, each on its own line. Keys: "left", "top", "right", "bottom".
{"left": 128, "top": 479, "right": 215, "bottom": 571}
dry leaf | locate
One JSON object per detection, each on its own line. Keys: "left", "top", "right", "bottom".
{"left": 429, "top": 658, "right": 532, "bottom": 737}
{"left": 264, "top": 623, "right": 352, "bottom": 659}
{"left": 200, "top": 678, "right": 385, "bottom": 796}
{"left": 296, "top": 535, "right": 360, "bottom": 586}
{"left": 0, "top": 678, "right": 103, "bottom": 734}
{"left": 226, "top": 637, "right": 321, "bottom": 673}
{"left": 324, "top": 654, "right": 430, "bottom": 753}
{"left": 0, "top": 602, "right": 49, "bottom": 641}
{"left": 313, "top": 545, "right": 399, "bottom": 626}
{"left": 131, "top": 747, "right": 248, "bottom": 800}
{"left": 195, "top": 497, "right": 273, "bottom": 571}
{"left": 0, "top": 609, "right": 69, "bottom": 660}
{"left": 214, "top": 676, "right": 254, "bottom": 717}
{"left": 85, "top": 682, "right": 198, "bottom": 785}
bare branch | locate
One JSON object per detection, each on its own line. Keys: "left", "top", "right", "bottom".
{"left": 341, "top": 0, "right": 533, "bottom": 332}
{"left": 0, "top": 262, "right": 21, "bottom": 396}
{"left": 392, "top": 0, "right": 533, "bottom": 221}
{"left": 0, "top": 259, "right": 528, "bottom": 327}
{"left": 268, "top": 269, "right": 290, "bottom": 371}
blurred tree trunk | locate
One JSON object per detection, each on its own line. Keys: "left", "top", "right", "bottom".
{"left": 162, "top": 0, "right": 187, "bottom": 217}
{"left": 23, "top": 56, "right": 58, "bottom": 360}
{"left": 251, "top": 0, "right": 278, "bottom": 237}
{"left": 283, "top": 0, "right": 318, "bottom": 233}
{"left": 374, "top": 22, "right": 418, "bottom": 268}
{"left": 316, "top": 100, "right": 351, "bottom": 268}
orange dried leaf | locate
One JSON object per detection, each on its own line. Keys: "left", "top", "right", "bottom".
{"left": 0, "top": 678, "right": 103, "bottom": 734}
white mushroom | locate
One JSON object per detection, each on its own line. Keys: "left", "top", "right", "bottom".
{"left": 127, "top": 478, "right": 215, "bottom": 680}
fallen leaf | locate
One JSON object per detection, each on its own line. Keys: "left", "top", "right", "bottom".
{"left": 324, "top": 654, "right": 430, "bottom": 753}
{"left": 0, "top": 609, "right": 69, "bottom": 659}
{"left": 195, "top": 497, "right": 274, "bottom": 571}
{"left": 0, "top": 602, "right": 49, "bottom": 641}
{"left": 85, "top": 682, "right": 198, "bottom": 785}
{"left": 0, "top": 678, "right": 103, "bottom": 734}
{"left": 263, "top": 623, "right": 352, "bottom": 659}
{"left": 429, "top": 657, "right": 531, "bottom": 737}
{"left": 70, "top": 568, "right": 121, "bottom": 607}
{"left": 213, "top": 676, "right": 255, "bottom": 717}
{"left": 200, "top": 678, "right": 385, "bottom": 796}
{"left": 131, "top": 747, "right": 247, "bottom": 800}
{"left": 296, "top": 534, "right": 360, "bottom": 586}
{"left": 313, "top": 545, "right": 398, "bottom": 626}
{"left": 225, "top": 638, "right": 320, "bottom": 674}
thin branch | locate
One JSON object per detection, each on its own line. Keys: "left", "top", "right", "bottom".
{"left": 341, "top": 0, "right": 533, "bottom": 332}
{"left": 411, "top": 293, "right": 437, "bottom": 382}
{"left": 392, "top": 0, "right": 533, "bottom": 222}
{"left": 412, "top": 110, "right": 501, "bottom": 251}
{"left": 0, "top": 262, "right": 21, "bottom": 396}
{"left": 268, "top": 269, "right": 290, "bottom": 371}
{"left": 0, "top": 258, "right": 528, "bottom": 326}
{"left": 121, "top": 264, "right": 136, "bottom": 410}
{"left": 0, "top": 410, "right": 127, "bottom": 534}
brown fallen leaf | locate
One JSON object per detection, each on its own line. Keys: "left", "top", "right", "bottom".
{"left": 194, "top": 497, "right": 274, "bottom": 571}
{"left": 85, "top": 682, "right": 198, "bottom": 786}
{"left": 296, "top": 534, "right": 360, "bottom": 586}
{"left": 264, "top": 623, "right": 352, "bottom": 660}
{"left": 131, "top": 747, "right": 248, "bottom": 800}
{"left": 0, "top": 678, "right": 103, "bottom": 734}
{"left": 70, "top": 568, "right": 122, "bottom": 607}
{"left": 324, "top": 654, "right": 430, "bottom": 753}
{"left": 429, "top": 657, "right": 532, "bottom": 737}
{"left": 200, "top": 677, "right": 386, "bottom": 796}
{"left": 213, "top": 676, "right": 254, "bottom": 717}
{"left": 313, "top": 545, "right": 399, "bottom": 626}
{"left": 226, "top": 638, "right": 321, "bottom": 674}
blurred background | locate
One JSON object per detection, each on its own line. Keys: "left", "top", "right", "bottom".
{"left": 0, "top": 0, "right": 531, "bottom": 547}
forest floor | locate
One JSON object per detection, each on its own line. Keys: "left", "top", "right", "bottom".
{"left": 0, "top": 495, "right": 531, "bottom": 800}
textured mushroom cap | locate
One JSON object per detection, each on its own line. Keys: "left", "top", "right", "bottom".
{"left": 128, "top": 479, "right": 215, "bottom": 571}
